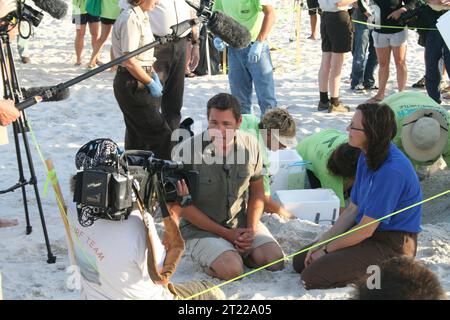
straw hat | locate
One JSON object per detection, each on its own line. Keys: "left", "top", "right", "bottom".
{"left": 401, "top": 109, "right": 448, "bottom": 162}
{"left": 260, "top": 108, "right": 297, "bottom": 148}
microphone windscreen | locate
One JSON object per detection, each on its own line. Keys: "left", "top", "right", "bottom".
{"left": 208, "top": 11, "right": 252, "bottom": 49}
{"left": 31, "top": 0, "right": 68, "bottom": 20}
{"left": 22, "top": 86, "right": 70, "bottom": 102}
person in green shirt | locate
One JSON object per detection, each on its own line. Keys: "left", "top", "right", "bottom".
{"left": 382, "top": 91, "right": 449, "bottom": 169}
{"left": 296, "top": 129, "right": 361, "bottom": 213}
{"left": 72, "top": 0, "right": 100, "bottom": 66}
{"left": 239, "top": 108, "right": 298, "bottom": 219}
{"left": 212, "top": 0, "right": 277, "bottom": 116}
{"left": 88, "top": 0, "right": 122, "bottom": 68}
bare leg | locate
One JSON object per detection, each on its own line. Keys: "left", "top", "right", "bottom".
{"left": 87, "top": 21, "right": 100, "bottom": 67}
{"left": 309, "top": 14, "right": 318, "bottom": 39}
{"left": 319, "top": 52, "right": 332, "bottom": 92}
{"left": 207, "top": 251, "right": 244, "bottom": 280}
{"left": 392, "top": 44, "right": 407, "bottom": 92}
{"left": 244, "top": 242, "right": 284, "bottom": 271}
{"left": 371, "top": 47, "right": 391, "bottom": 100}
{"left": 89, "top": 23, "right": 113, "bottom": 68}
{"left": 74, "top": 24, "right": 87, "bottom": 65}
{"left": 329, "top": 52, "right": 345, "bottom": 98}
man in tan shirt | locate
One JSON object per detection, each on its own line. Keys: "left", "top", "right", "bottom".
{"left": 171, "top": 93, "right": 284, "bottom": 281}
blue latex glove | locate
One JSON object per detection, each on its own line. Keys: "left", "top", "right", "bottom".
{"left": 213, "top": 36, "right": 227, "bottom": 52}
{"left": 145, "top": 72, "right": 163, "bottom": 98}
{"left": 247, "top": 41, "right": 264, "bottom": 64}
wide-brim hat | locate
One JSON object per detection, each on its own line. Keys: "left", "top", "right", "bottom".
{"left": 401, "top": 109, "right": 448, "bottom": 162}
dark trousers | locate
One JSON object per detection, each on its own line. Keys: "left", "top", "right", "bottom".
{"left": 113, "top": 68, "right": 173, "bottom": 159}
{"left": 153, "top": 38, "right": 187, "bottom": 131}
{"left": 425, "top": 30, "right": 450, "bottom": 104}
{"left": 292, "top": 231, "right": 418, "bottom": 290}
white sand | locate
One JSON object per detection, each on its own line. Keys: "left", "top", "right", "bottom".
{"left": 0, "top": 0, "right": 449, "bottom": 299}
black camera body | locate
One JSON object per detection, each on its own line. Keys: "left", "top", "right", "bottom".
{"left": 73, "top": 150, "right": 199, "bottom": 227}
{"left": 2, "top": 2, "right": 43, "bottom": 28}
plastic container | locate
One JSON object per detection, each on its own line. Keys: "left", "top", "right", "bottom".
{"left": 274, "top": 189, "right": 340, "bottom": 225}
{"left": 268, "top": 150, "right": 307, "bottom": 195}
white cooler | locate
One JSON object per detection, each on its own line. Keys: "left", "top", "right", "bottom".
{"left": 274, "top": 189, "right": 340, "bottom": 225}
{"left": 268, "top": 149, "right": 307, "bottom": 195}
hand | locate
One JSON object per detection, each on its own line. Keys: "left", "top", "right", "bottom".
{"left": 247, "top": 41, "right": 264, "bottom": 64}
{"left": 213, "top": 37, "right": 227, "bottom": 52}
{"left": 305, "top": 246, "right": 325, "bottom": 267}
{"left": 234, "top": 229, "right": 255, "bottom": 254}
{"left": 189, "top": 45, "right": 200, "bottom": 72}
{"left": 0, "top": 99, "right": 19, "bottom": 126}
{"left": 0, "top": 0, "right": 16, "bottom": 19}
{"left": 387, "top": 7, "right": 407, "bottom": 20}
{"left": 144, "top": 72, "right": 163, "bottom": 98}
{"left": 364, "top": 11, "right": 372, "bottom": 18}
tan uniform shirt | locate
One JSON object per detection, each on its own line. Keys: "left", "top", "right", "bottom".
{"left": 172, "top": 130, "right": 264, "bottom": 240}
{"left": 111, "top": 5, "right": 156, "bottom": 66}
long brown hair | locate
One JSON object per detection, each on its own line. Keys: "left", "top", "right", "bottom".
{"left": 356, "top": 103, "right": 397, "bottom": 171}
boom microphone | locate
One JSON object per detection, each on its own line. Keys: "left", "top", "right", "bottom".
{"left": 207, "top": 11, "right": 252, "bottom": 49}
{"left": 31, "top": 0, "right": 68, "bottom": 20}
{"left": 22, "top": 86, "right": 70, "bottom": 102}
{"left": 185, "top": 1, "right": 251, "bottom": 49}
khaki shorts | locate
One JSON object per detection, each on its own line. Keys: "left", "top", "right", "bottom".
{"left": 372, "top": 30, "right": 408, "bottom": 48}
{"left": 186, "top": 222, "right": 280, "bottom": 268}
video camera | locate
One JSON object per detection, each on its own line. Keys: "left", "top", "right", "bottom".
{"left": 1, "top": 1, "right": 43, "bottom": 28}
{"left": 73, "top": 139, "right": 199, "bottom": 227}
{"left": 398, "top": 0, "right": 428, "bottom": 27}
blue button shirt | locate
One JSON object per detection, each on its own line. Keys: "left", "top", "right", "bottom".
{"left": 351, "top": 143, "right": 422, "bottom": 233}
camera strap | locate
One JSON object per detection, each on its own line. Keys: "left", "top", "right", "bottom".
{"left": 132, "top": 183, "right": 185, "bottom": 285}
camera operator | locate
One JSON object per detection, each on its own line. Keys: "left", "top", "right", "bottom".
{"left": 112, "top": 0, "right": 173, "bottom": 160}
{"left": 421, "top": 0, "right": 450, "bottom": 104}
{"left": 70, "top": 140, "right": 225, "bottom": 300}
{"left": 171, "top": 93, "right": 284, "bottom": 281}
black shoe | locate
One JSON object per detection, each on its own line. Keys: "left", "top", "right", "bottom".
{"left": 364, "top": 85, "right": 378, "bottom": 90}
{"left": 318, "top": 101, "right": 330, "bottom": 111}
{"left": 412, "top": 76, "right": 426, "bottom": 88}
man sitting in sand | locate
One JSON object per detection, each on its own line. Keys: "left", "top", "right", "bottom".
{"left": 171, "top": 93, "right": 284, "bottom": 281}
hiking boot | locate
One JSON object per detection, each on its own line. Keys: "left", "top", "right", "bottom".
{"left": 21, "top": 56, "right": 31, "bottom": 64}
{"left": 318, "top": 101, "right": 330, "bottom": 111}
{"left": 412, "top": 76, "right": 425, "bottom": 88}
{"left": 328, "top": 102, "right": 350, "bottom": 113}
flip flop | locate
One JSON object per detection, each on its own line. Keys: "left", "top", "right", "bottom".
{"left": 74, "top": 62, "right": 82, "bottom": 66}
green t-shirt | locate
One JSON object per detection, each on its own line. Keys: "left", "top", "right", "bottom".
{"left": 101, "top": 0, "right": 121, "bottom": 20}
{"left": 383, "top": 91, "right": 450, "bottom": 167}
{"left": 73, "top": 0, "right": 87, "bottom": 15}
{"left": 239, "top": 114, "right": 271, "bottom": 196}
{"left": 213, "top": 0, "right": 273, "bottom": 42}
{"left": 296, "top": 129, "right": 348, "bottom": 208}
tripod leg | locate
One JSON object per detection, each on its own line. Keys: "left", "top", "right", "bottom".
{"left": 18, "top": 119, "right": 56, "bottom": 264}
{"left": 12, "top": 121, "right": 32, "bottom": 234}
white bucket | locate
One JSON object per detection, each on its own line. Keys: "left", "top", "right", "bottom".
{"left": 268, "top": 150, "right": 307, "bottom": 195}
{"left": 274, "top": 189, "right": 340, "bottom": 225}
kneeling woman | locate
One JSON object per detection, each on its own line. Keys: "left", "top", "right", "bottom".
{"left": 293, "top": 103, "right": 422, "bottom": 289}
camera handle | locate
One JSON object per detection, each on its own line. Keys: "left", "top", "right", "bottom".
{"left": 16, "top": 18, "right": 200, "bottom": 111}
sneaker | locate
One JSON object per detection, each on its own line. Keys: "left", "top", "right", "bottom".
{"left": 351, "top": 84, "right": 366, "bottom": 92}
{"left": 21, "top": 56, "right": 31, "bottom": 64}
{"left": 318, "top": 101, "right": 330, "bottom": 111}
{"left": 364, "top": 85, "right": 378, "bottom": 91}
{"left": 328, "top": 103, "right": 350, "bottom": 113}
{"left": 412, "top": 76, "right": 426, "bottom": 88}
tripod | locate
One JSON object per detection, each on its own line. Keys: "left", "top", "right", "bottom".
{"left": 0, "top": 30, "right": 56, "bottom": 264}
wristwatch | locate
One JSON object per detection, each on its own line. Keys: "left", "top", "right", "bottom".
{"left": 323, "top": 245, "right": 329, "bottom": 254}
{"left": 191, "top": 39, "right": 200, "bottom": 46}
